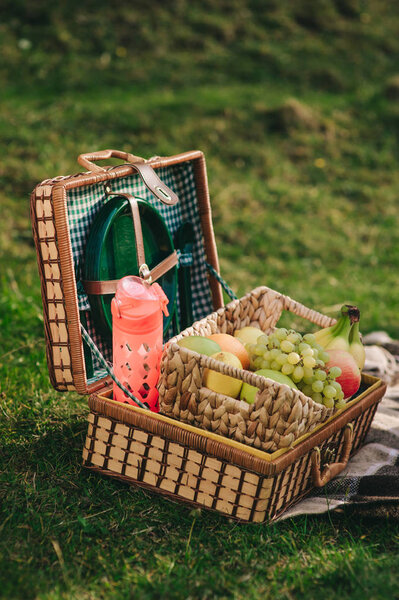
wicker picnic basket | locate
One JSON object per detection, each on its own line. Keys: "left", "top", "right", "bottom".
{"left": 31, "top": 148, "right": 386, "bottom": 522}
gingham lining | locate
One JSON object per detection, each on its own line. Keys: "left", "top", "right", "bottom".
{"left": 65, "top": 161, "right": 214, "bottom": 384}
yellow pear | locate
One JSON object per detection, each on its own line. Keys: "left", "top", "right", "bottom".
{"left": 203, "top": 351, "right": 243, "bottom": 398}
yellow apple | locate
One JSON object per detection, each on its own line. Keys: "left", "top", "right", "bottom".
{"left": 234, "top": 326, "right": 263, "bottom": 346}
{"left": 203, "top": 351, "right": 243, "bottom": 398}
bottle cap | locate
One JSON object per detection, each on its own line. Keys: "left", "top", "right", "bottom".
{"left": 112, "top": 276, "right": 169, "bottom": 320}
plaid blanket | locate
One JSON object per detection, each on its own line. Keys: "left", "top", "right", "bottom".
{"left": 281, "top": 336, "right": 399, "bottom": 520}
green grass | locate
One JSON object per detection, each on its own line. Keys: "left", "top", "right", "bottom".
{"left": 2, "top": 1, "right": 399, "bottom": 598}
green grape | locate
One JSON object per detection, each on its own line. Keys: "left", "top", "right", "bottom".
{"left": 336, "top": 390, "right": 345, "bottom": 401}
{"left": 275, "top": 328, "right": 288, "bottom": 341}
{"left": 276, "top": 352, "right": 288, "bottom": 366}
{"left": 269, "top": 337, "right": 281, "bottom": 349}
{"left": 257, "top": 334, "right": 269, "bottom": 346}
{"left": 331, "top": 381, "right": 342, "bottom": 393}
{"left": 261, "top": 359, "right": 271, "bottom": 370}
{"left": 246, "top": 343, "right": 256, "bottom": 355}
{"left": 270, "top": 360, "right": 280, "bottom": 371}
{"left": 303, "top": 356, "right": 316, "bottom": 369}
{"left": 313, "top": 343, "right": 323, "bottom": 352}
{"left": 263, "top": 350, "right": 271, "bottom": 360}
{"left": 317, "top": 359, "right": 325, "bottom": 368}
{"left": 315, "top": 369, "right": 327, "bottom": 381}
{"left": 320, "top": 351, "right": 330, "bottom": 363}
{"left": 253, "top": 356, "right": 263, "bottom": 369}
{"left": 298, "top": 342, "right": 311, "bottom": 354}
{"left": 269, "top": 348, "right": 280, "bottom": 360}
{"left": 328, "top": 366, "right": 342, "bottom": 379}
{"left": 312, "top": 380, "right": 324, "bottom": 393}
{"left": 301, "top": 347, "right": 314, "bottom": 358}
{"left": 323, "top": 385, "right": 337, "bottom": 399}
{"left": 281, "top": 363, "right": 295, "bottom": 375}
{"left": 303, "top": 375, "right": 314, "bottom": 385}
{"left": 287, "top": 352, "right": 300, "bottom": 365}
{"left": 303, "top": 333, "right": 316, "bottom": 345}
{"left": 301, "top": 384, "right": 313, "bottom": 397}
{"left": 323, "top": 397, "right": 335, "bottom": 409}
{"left": 312, "top": 392, "right": 323, "bottom": 404}
{"left": 254, "top": 344, "right": 265, "bottom": 356}
{"left": 292, "top": 366, "right": 305, "bottom": 382}
{"left": 287, "top": 331, "right": 301, "bottom": 344}
{"left": 280, "top": 340, "right": 294, "bottom": 353}
{"left": 303, "top": 367, "right": 314, "bottom": 379}
{"left": 312, "top": 348, "right": 319, "bottom": 359}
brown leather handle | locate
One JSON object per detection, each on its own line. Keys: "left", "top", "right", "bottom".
{"left": 311, "top": 424, "right": 353, "bottom": 487}
{"left": 78, "top": 149, "right": 145, "bottom": 172}
{"left": 77, "top": 149, "right": 179, "bottom": 206}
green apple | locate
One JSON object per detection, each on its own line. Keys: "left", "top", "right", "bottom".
{"left": 240, "top": 368, "right": 298, "bottom": 404}
{"left": 234, "top": 326, "right": 263, "bottom": 346}
{"left": 177, "top": 335, "right": 221, "bottom": 356}
{"left": 203, "top": 351, "right": 243, "bottom": 398}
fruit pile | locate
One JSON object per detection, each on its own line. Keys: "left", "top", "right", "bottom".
{"left": 244, "top": 329, "right": 349, "bottom": 409}
{"left": 177, "top": 304, "right": 364, "bottom": 410}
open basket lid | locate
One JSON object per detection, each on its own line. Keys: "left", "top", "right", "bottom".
{"left": 30, "top": 149, "right": 224, "bottom": 395}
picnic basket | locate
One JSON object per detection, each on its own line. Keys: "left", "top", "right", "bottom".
{"left": 31, "top": 149, "right": 386, "bottom": 522}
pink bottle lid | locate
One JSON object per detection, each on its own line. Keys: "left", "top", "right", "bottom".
{"left": 111, "top": 276, "right": 169, "bottom": 331}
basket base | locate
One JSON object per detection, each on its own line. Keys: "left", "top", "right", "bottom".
{"left": 82, "top": 381, "right": 384, "bottom": 522}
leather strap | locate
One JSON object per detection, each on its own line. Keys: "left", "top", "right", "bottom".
{"left": 148, "top": 251, "right": 178, "bottom": 282}
{"left": 131, "top": 162, "right": 178, "bottom": 206}
{"left": 77, "top": 149, "right": 179, "bottom": 205}
{"left": 125, "top": 194, "right": 146, "bottom": 269}
{"left": 82, "top": 251, "right": 178, "bottom": 295}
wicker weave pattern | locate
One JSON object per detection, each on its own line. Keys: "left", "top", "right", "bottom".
{"left": 82, "top": 395, "right": 380, "bottom": 522}
{"left": 30, "top": 184, "right": 75, "bottom": 391}
{"left": 159, "top": 286, "right": 336, "bottom": 452}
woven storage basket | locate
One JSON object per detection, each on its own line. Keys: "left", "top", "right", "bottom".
{"left": 31, "top": 148, "right": 387, "bottom": 522}
{"left": 159, "top": 286, "right": 339, "bottom": 452}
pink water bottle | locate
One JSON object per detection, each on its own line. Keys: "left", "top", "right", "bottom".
{"left": 111, "top": 275, "right": 169, "bottom": 412}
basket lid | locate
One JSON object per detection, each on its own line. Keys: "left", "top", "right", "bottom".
{"left": 31, "top": 150, "right": 224, "bottom": 395}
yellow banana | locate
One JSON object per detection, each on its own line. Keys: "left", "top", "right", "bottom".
{"left": 349, "top": 321, "right": 365, "bottom": 370}
{"left": 314, "top": 305, "right": 357, "bottom": 353}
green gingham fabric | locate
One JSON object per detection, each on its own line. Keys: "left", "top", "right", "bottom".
{"left": 66, "top": 160, "right": 215, "bottom": 384}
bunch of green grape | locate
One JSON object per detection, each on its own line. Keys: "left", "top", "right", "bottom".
{"left": 246, "top": 328, "right": 346, "bottom": 409}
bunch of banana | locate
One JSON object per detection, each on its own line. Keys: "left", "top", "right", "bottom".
{"left": 315, "top": 305, "right": 365, "bottom": 370}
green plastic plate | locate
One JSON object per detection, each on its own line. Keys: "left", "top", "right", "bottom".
{"left": 83, "top": 196, "right": 177, "bottom": 339}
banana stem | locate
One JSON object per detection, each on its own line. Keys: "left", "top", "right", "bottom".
{"left": 341, "top": 304, "right": 360, "bottom": 324}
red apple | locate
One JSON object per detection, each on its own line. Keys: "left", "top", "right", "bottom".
{"left": 325, "top": 349, "right": 361, "bottom": 399}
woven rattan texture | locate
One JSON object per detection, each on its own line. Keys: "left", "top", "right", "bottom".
{"left": 159, "top": 286, "right": 337, "bottom": 452}
{"left": 30, "top": 184, "right": 75, "bottom": 390}
{"left": 82, "top": 399, "right": 379, "bottom": 522}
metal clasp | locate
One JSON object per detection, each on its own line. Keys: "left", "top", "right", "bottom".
{"left": 139, "top": 263, "right": 152, "bottom": 283}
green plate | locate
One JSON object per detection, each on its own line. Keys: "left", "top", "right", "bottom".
{"left": 83, "top": 196, "right": 177, "bottom": 339}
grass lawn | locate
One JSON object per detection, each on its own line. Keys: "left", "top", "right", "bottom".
{"left": 1, "top": 2, "right": 399, "bottom": 598}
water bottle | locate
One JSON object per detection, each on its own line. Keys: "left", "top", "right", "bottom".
{"left": 111, "top": 275, "right": 169, "bottom": 412}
